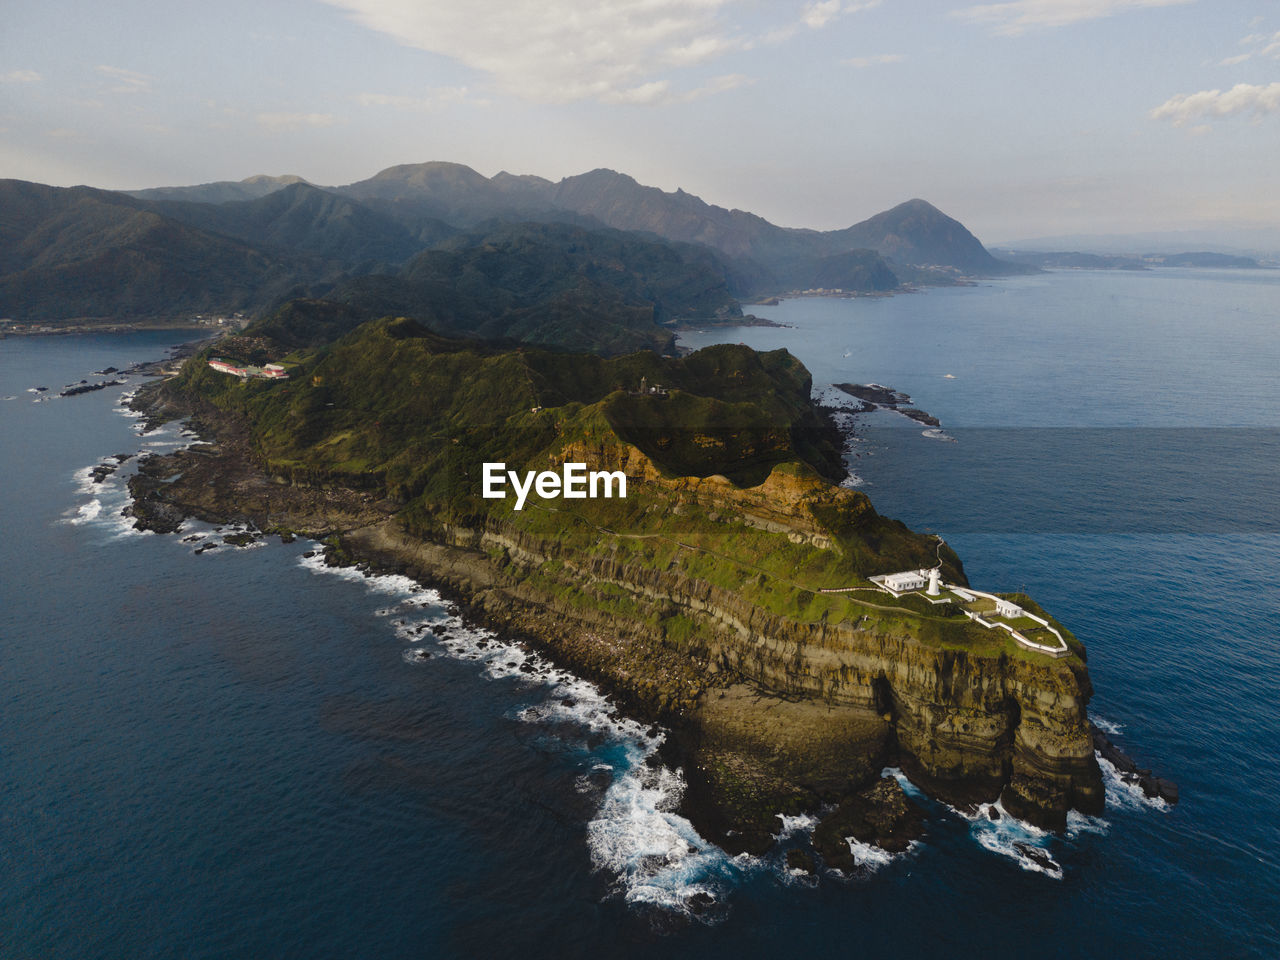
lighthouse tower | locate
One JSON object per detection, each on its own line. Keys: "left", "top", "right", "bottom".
{"left": 927, "top": 568, "right": 941, "bottom": 596}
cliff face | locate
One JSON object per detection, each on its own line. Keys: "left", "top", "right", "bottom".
{"left": 343, "top": 440, "right": 1103, "bottom": 842}
{"left": 132, "top": 331, "right": 1105, "bottom": 856}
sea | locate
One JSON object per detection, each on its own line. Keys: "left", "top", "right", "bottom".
{"left": 2, "top": 267, "right": 1278, "bottom": 959}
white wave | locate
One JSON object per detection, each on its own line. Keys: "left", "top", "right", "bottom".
{"left": 72, "top": 464, "right": 99, "bottom": 495}
{"left": 1097, "top": 752, "right": 1169, "bottom": 812}
{"left": 845, "top": 837, "right": 897, "bottom": 871}
{"left": 298, "top": 548, "right": 744, "bottom": 917}
{"left": 921, "top": 428, "right": 956, "bottom": 442}
{"left": 1066, "top": 809, "right": 1110, "bottom": 838}
{"left": 951, "top": 798, "right": 1063, "bottom": 879}
{"left": 1092, "top": 715, "right": 1124, "bottom": 736}
{"left": 114, "top": 389, "right": 144, "bottom": 417}
{"left": 774, "top": 812, "right": 819, "bottom": 839}
{"left": 587, "top": 755, "right": 747, "bottom": 918}
{"left": 61, "top": 498, "right": 103, "bottom": 525}
{"left": 106, "top": 507, "right": 149, "bottom": 539}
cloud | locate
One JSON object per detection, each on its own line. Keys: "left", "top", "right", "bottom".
{"left": 675, "top": 72, "right": 752, "bottom": 101}
{"left": 255, "top": 112, "right": 338, "bottom": 131}
{"left": 955, "top": 0, "right": 1195, "bottom": 37}
{"left": 1254, "top": 30, "right": 1280, "bottom": 59}
{"left": 320, "top": 0, "right": 747, "bottom": 104}
{"left": 96, "top": 65, "right": 152, "bottom": 94}
{"left": 802, "top": 0, "right": 880, "bottom": 29}
{"left": 1, "top": 69, "right": 41, "bottom": 84}
{"left": 845, "top": 53, "right": 905, "bottom": 67}
{"left": 1221, "top": 29, "right": 1280, "bottom": 65}
{"left": 1150, "top": 81, "right": 1280, "bottom": 126}
{"left": 321, "top": 1, "right": 867, "bottom": 105}
{"left": 353, "top": 88, "right": 473, "bottom": 110}
{"left": 802, "top": 1, "right": 842, "bottom": 28}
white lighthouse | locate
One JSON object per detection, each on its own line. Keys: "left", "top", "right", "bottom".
{"left": 927, "top": 568, "right": 941, "bottom": 596}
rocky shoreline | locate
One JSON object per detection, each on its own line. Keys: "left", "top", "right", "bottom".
{"left": 121, "top": 369, "right": 1150, "bottom": 866}
{"left": 1092, "top": 723, "right": 1179, "bottom": 805}
{"left": 833, "top": 382, "right": 943, "bottom": 428}
{"left": 123, "top": 387, "right": 937, "bottom": 857}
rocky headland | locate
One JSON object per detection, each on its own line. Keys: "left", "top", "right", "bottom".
{"left": 124, "top": 318, "right": 1135, "bottom": 866}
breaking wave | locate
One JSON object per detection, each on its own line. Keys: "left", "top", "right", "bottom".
{"left": 63, "top": 498, "right": 103, "bottom": 525}
{"left": 954, "top": 799, "right": 1065, "bottom": 879}
{"left": 1092, "top": 715, "right": 1125, "bottom": 736}
{"left": 297, "top": 550, "right": 751, "bottom": 921}
{"left": 1097, "top": 752, "right": 1170, "bottom": 812}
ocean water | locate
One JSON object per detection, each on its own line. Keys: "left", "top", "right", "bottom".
{"left": 2, "top": 267, "right": 1278, "bottom": 958}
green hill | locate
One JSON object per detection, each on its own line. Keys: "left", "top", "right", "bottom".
{"left": 828, "top": 198, "right": 1012, "bottom": 276}
{"left": 0, "top": 180, "right": 308, "bottom": 320}
{"left": 248, "top": 221, "right": 743, "bottom": 355}
{"left": 148, "top": 182, "right": 439, "bottom": 266}
{"left": 171, "top": 317, "right": 947, "bottom": 577}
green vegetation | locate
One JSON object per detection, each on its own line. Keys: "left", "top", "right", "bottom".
{"left": 1, "top": 182, "right": 740, "bottom": 343}
{"left": 3, "top": 166, "right": 1033, "bottom": 325}
{"left": 0, "top": 180, "right": 312, "bottom": 320}
{"left": 170, "top": 315, "right": 985, "bottom": 647}
{"left": 262, "top": 221, "right": 741, "bottom": 355}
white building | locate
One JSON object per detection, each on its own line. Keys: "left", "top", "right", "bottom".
{"left": 994, "top": 598, "right": 1023, "bottom": 618}
{"left": 882, "top": 570, "right": 927, "bottom": 593}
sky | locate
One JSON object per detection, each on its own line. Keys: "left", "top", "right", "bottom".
{"left": 1, "top": 0, "right": 1277, "bottom": 241}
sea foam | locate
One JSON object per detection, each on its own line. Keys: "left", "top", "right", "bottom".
{"left": 954, "top": 798, "right": 1065, "bottom": 879}
{"left": 296, "top": 549, "right": 747, "bottom": 919}
{"left": 1097, "top": 752, "right": 1170, "bottom": 812}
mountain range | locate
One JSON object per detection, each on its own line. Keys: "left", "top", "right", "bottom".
{"left": 142, "top": 162, "right": 1016, "bottom": 284}
{"left": 2, "top": 162, "right": 1028, "bottom": 349}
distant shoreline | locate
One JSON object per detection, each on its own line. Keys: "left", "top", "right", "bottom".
{"left": 1, "top": 320, "right": 212, "bottom": 338}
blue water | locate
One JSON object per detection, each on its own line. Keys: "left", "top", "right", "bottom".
{"left": 3, "top": 267, "right": 1279, "bottom": 958}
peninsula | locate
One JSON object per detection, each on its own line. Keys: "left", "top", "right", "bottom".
{"left": 129, "top": 311, "right": 1111, "bottom": 859}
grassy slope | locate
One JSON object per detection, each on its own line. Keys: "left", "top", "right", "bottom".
{"left": 165, "top": 316, "right": 1047, "bottom": 657}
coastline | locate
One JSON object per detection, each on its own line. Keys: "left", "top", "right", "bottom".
{"left": 1, "top": 320, "right": 215, "bottom": 338}
{"left": 124, "top": 362, "right": 1111, "bottom": 856}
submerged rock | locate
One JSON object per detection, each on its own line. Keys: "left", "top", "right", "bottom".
{"left": 813, "top": 776, "right": 925, "bottom": 871}
{"left": 1014, "top": 841, "right": 1060, "bottom": 873}
{"left": 1091, "top": 723, "right": 1179, "bottom": 805}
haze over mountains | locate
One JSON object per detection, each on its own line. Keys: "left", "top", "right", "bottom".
{"left": 3, "top": 161, "right": 1029, "bottom": 351}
